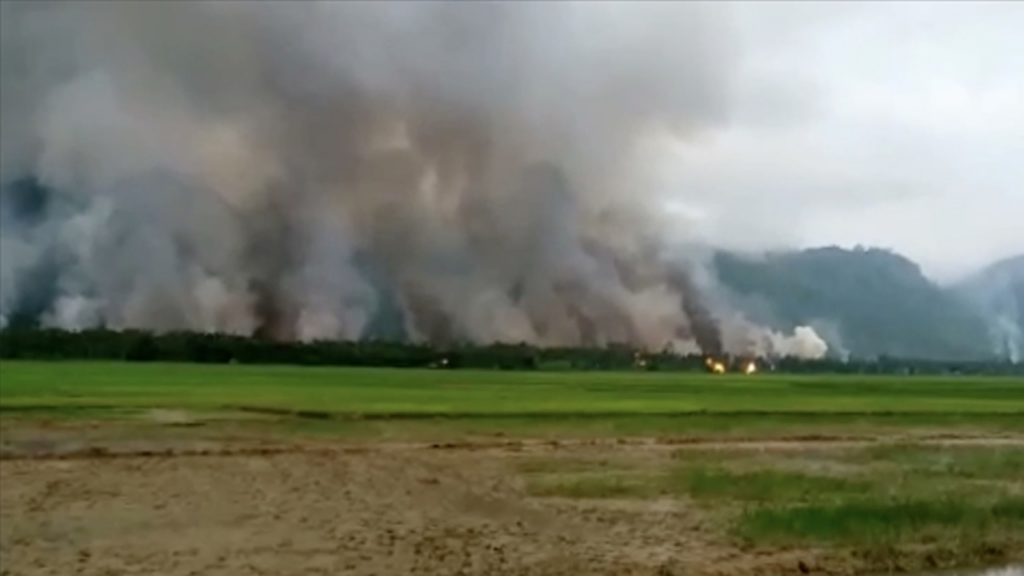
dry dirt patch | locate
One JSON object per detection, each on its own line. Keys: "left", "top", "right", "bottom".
{"left": 0, "top": 430, "right": 845, "bottom": 576}
{"left": 2, "top": 422, "right": 1022, "bottom": 576}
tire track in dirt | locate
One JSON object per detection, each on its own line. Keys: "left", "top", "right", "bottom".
{"left": 3, "top": 432, "right": 1022, "bottom": 461}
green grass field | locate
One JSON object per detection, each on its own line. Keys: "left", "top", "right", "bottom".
{"left": 3, "top": 360, "right": 1024, "bottom": 573}
{"left": 3, "top": 360, "right": 1023, "bottom": 441}
{"left": 2, "top": 360, "right": 1022, "bottom": 416}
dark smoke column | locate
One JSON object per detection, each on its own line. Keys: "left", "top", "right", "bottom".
{"left": 244, "top": 190, "right": 298, "bottom": 342}
{"left": 667, "top": 269, "right": 723, "bottom": 357}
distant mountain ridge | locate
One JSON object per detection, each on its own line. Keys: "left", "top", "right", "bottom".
{"left": 711, "top": 246, "right": 1022, "bottom": 362}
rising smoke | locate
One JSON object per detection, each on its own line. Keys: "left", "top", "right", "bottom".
{"left": 0, "top": 1, "right": 827, "bottom": 359}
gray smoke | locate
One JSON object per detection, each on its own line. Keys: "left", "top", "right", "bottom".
{"left": 974, "top": 285, "right": 1022, "bottom": 364}
{"left": 954, "top": 256, "right": 1024, "bottom": 363}
{"left": 0, "top": 1, "right": 825, "bottom": 356}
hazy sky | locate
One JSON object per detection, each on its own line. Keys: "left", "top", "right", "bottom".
{"left": 660, "top": 2, "right": 1023, "bottom": 282}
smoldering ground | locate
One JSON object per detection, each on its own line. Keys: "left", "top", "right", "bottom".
{"left": 0, "top": 1, "right": 828, "bottom": 358}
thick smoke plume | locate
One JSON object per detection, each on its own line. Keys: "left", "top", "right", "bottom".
{"left": 0, "top": 1, "right": 827, "bottom": 359}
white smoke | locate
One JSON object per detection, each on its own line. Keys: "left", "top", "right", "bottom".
{"left": 720, "top": 312, "right": 830, "bottom": 360}
{"left": 769, "top": 325, "right": 830, "bottom": 360}
{"left": 995, "top": 316, "right": 1022, "bottom": 363}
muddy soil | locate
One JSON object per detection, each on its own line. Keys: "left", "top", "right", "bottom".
{"left": 1, "top": 422, "right": 1021, "bottom": 576}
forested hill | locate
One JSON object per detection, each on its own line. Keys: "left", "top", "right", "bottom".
{"left": 711, "top": 246, "right": 1014, "bottom": 361}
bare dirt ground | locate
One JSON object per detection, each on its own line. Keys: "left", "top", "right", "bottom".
{"left": 2, "top": 417, "right": 1022, "bottom": 576}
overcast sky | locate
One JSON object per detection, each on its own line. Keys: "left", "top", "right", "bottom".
{"left": 659, "top": 2, "right": 1023, "bottom": 282}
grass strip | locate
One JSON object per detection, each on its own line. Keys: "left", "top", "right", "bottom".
{"left": 736, "top": 497, "right": 1024, "bottom": 546}
{"left": 680, "top": 468, "right": 874, "bottom": 503}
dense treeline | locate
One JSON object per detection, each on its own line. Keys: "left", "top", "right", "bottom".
{"left": 2, "top": 327, "right": 1022, "bottom": 376}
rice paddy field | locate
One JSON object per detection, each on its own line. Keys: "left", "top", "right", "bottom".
{"left": 1, "top": 360, "right": 1023, "bottom": 576}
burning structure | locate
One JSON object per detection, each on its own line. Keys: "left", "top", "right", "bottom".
{"left": 0, "top": 2, "right": 828, "bottom": 361}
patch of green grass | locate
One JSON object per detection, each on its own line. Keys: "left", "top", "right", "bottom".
{"left": 678, "top": 467, "right": 875, "bottom": 503}
{"left": 519, "top": 447, "right": 1024, "bottom": 569}
{"left": 736, "top": 496, "right": 1024, "bottom": 546}
{"left": 860, "top": 444, "right": 1024, "bottom": 481}
{"left": 682, "top": 447, "right": 1024, "bottom": 565}
{"left": 525, "top": 474, "right": 657, "bottom": 499}
{"left": 523, "top": 465, "right": 878, "bottom": 503}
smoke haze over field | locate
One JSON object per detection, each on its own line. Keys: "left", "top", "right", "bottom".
{"left": 0, "top": 1, "right": 927, "bottom": 360}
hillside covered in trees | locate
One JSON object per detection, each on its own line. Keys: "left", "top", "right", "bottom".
{"left": 712, "top": 247, "right": 1022, "bottom": 362}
